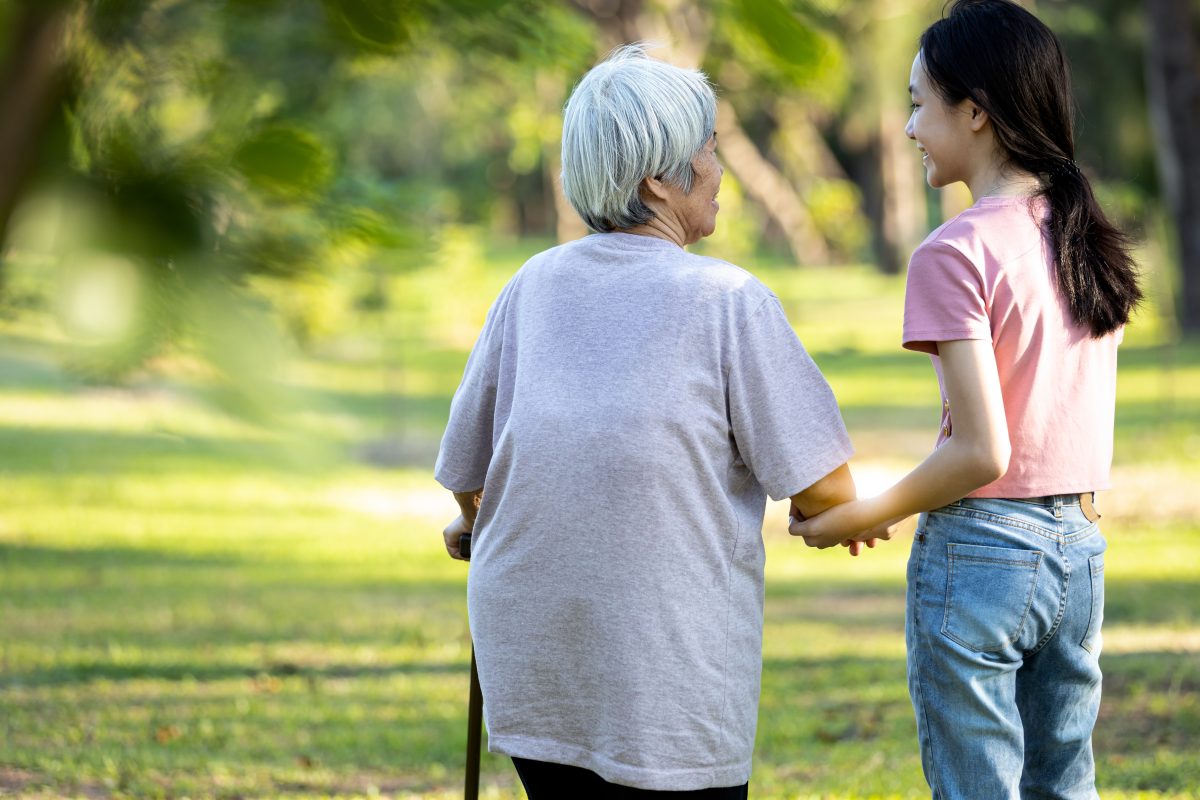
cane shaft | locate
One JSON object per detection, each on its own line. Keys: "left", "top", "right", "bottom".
{"left": 465, "top": 646, "right": 483, "bottom": 800}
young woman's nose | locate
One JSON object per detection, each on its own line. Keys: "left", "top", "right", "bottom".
{"left": 905, "top": 116, "right": 916, "bottom": 140}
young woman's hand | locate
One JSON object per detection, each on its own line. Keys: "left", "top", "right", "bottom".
{"left": 789, "top": 499, "right": 873, "bottom": 549}
{"left": 789, "top": 498, "right": 904, "bottom": 552}
{"left": 853, "top": 514, "right": 908, "bottom": 543}
{"left": 842, "top": 538, "right": 877, "bottom": 557}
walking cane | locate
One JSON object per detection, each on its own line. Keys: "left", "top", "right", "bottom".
{"left": 459, "top": 532, "right": 482, "bottom": 800}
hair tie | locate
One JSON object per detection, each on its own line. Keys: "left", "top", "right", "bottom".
{"left": 1049, "top": 158, "right": 1082, "bottom": 181}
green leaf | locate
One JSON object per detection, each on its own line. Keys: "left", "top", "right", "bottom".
{"left": 234, "top": 126, "right": 334, "bottom": 200}
{"left": 321, "top": 0, "right": 416, "bottom": 53}
{"left": 732, "top": 0, "right": 841, "bottom": 89}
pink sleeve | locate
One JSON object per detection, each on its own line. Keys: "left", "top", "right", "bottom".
{"left": 902, "top": 241, "right": 991, "bottom": 355}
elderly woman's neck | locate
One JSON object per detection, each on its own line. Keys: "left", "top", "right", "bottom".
{"left": 622, "top": 216, "right": 689, "bottom": 249}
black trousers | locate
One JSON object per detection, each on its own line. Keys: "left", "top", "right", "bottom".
{"left": 511, "top": 757, "right": 750, "bottom": 799}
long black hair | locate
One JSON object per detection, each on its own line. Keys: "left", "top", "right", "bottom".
{"left": 919, "top": 0, "right": 1142, "bottom": 337}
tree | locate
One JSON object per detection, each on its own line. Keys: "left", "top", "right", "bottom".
{"left": 0, "top": 0, "right": 580, "bottom": 388}
{"left": 0, "top": 2, "right": 69, "bottom": 255}
{"left": 1145, "top": 0, "right": 1200, "bottom": 331}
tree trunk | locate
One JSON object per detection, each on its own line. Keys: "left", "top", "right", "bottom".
{"left": 547, "top": 142, "right": 588, "bottom": 243}
{"left": 0, "top": 4, "right": 70, "bottom": 254}
{"left": 848, "top": 0, "right": 932, "bottom": 275}
{"left": 716, "top": 99, "right": 831, "bottom": 265}
{"left": 875, "top": 105, "right": 923, "bottom": 274}
{"left": 1145, "top": 0, "right": 1200, "bottom": 332}
{"left": 536, "top": 70, "right": 587, "bottom": 243}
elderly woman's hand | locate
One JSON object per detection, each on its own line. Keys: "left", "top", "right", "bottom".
{"left": 790, "top": 499, "right": 864, "bottom": 556}
{"left": 790, "top": 498, "right": 900, "bottom": 552}
{"left": 443, "top": 514, "right": 472, "bottom": 561}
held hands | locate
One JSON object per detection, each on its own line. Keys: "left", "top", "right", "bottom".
{"left": 789, "top": 498, "right": 903, "bottom": 556}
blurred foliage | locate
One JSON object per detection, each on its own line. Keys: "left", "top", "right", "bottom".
{"left": 723, "top": 0, "right": 849, "bottom": 104}
{"left": 1040, "top": 0, "right": 1160, "bottom": 236}
{"left": 0, "top": 0, "right": 1177, "bottom": 393}
{"left": 0, "top": 0, "right": 593, "bottom": 394}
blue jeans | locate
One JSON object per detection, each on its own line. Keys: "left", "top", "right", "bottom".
{"left": 906, "top": 495, "right": 1106, "bottom": 799}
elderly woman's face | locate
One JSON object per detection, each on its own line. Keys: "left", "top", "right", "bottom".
{"left": 657, "top": 133, "right": 720, "bottom": 245}
{"left": 677, "top": 134, "right": 723, "bottom": 244}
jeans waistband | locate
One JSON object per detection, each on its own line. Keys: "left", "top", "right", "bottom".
{"left": 1010, "top": 493, "right": 1094, "bottom": 508}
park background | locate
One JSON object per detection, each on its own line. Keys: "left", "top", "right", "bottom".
{"left": 0, "top": 0, "right": 1197, "bottom": 797}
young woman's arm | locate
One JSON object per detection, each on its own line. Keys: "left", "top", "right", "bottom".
{"left": 789, "top": 339, "right": 1010, "bottom": 548}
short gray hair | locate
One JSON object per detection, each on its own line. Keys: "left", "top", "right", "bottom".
{"left": 561, "top": 44, "right": 717, "bottom": 233}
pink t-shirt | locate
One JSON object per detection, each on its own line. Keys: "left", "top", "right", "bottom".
{"left": 902, "top": 195, "right": 1122, "bottom": 498}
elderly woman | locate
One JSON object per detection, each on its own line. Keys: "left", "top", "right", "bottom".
{"left": 435, "top": 45, "right": 856, "bottom": 797}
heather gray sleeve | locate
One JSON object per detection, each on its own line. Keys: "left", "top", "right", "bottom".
{"left": 433, "top": 288, "right": 510, "bottom": 492}
{"left": 727, "top": 297, "right": 854, "bottom": 501}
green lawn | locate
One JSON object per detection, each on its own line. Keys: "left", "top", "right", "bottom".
{"left": 1, "top": 244, "right": 1198, "bottom": 798}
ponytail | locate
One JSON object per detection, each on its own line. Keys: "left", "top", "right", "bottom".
{"left": 920, "top": 0, "right": 1142, "bottom": 337}
{"left": 1038, "top": 159, "right": 1142, "bottom": 336}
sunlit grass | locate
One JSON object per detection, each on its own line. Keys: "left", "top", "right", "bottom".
{"left": 3, "top": 459, "right": 1196, "bottom": 798}
{"left": 1, "top": 248, "right": 1198, "bottom": 798}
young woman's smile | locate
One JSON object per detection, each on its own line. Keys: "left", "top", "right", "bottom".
{"left": 904, "top": 51, "right": 984, "bottom": 190}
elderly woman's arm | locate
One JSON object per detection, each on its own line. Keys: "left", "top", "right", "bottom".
{"left": 787, "top": 463, "right": 877, "bottom": 556}
{"left": 454, "top": 490, "right": 483, "bottom": 526}
{"left": 789, "top": 463, "right": 855, "bottom": 519}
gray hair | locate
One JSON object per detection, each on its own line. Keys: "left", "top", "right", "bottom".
{"left": 561, "top": 44, "right": 717, "bottom": 233}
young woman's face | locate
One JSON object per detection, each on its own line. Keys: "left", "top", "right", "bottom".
{"left": 905, "top": 52, "right": 978, "bottom": 188}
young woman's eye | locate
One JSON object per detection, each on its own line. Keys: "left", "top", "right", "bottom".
{"left": 909, "top": 102, "right": 920, "bottom": 111}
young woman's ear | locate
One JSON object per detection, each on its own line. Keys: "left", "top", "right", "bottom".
{"left": 966, "top": 101, "right": 990, "bottom": 132}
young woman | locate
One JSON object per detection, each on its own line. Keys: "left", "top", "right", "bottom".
{"left": 788, "top": 0, "right": 1142, "bottom": 796}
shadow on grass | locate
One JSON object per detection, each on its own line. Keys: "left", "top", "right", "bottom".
{"left": 280, "top": 383, "right": 452, "bottom": 436}
{"left": 0, "top": 351, "right": 74, "bottom": 392}
{"left": 1095, "top": 651, "right": 1200, "bottom": 791}
{"left": 0, "top": 542, "right": 472, "bottom": 686}
{"left": 761, "top": 654, "right": 907, "bottom": 689}
{"left": 0, "top": 657, "right": 470, "bottom": 689}
{"left": 0, "top": 413, "right": 449, "bottom": 474}
{"left": 1114, "top": 339, "right": 1200, "bottom": 367}
{"left": 0, "top": 425, "right": 309, "bottom": 476}
{"left": 766, "top": 576, "right": 1200, "bottom": 629}
{"left": 1114, "top": 399, "right": 1200, "bottom": 430}
{"left": 838, "top": 404, "right": 934, "bottom": 429}
{"left": 766, "top": 580, "right": 906, "bottom": 629}
{"left": 1102, "top": 650, "right": 1200, "bottom": 694}
{"left": 0, "top": 542, "right": 244, "bottom": 570}
{"left": 0, "top": 543, "right": 469, "bottom": 591}
{"left": 1106, "top": 578, "right": 1200, "bottom": 626}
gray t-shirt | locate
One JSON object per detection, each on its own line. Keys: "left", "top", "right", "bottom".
{"left": 434, "top": 232, "right": 852, "bottom": 791}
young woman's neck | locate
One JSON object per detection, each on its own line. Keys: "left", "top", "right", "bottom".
{"left": 967, "top": 157, "right": 1042, "bottom": 201}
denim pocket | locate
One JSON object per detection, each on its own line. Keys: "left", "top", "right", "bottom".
{"left": 1081, "top": 553, "right": 1105, "bottom": 654}
{"left": 942, "top": 543, "right": 1043, "bottom": 652}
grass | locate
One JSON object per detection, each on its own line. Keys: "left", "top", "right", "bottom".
{"left": 1, "top": 240, "right": 1198, "bottom": 798}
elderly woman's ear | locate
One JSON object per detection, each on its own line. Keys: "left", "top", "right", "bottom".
{"left": 638, "top": 175, "right": 673, "bottom": 207}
